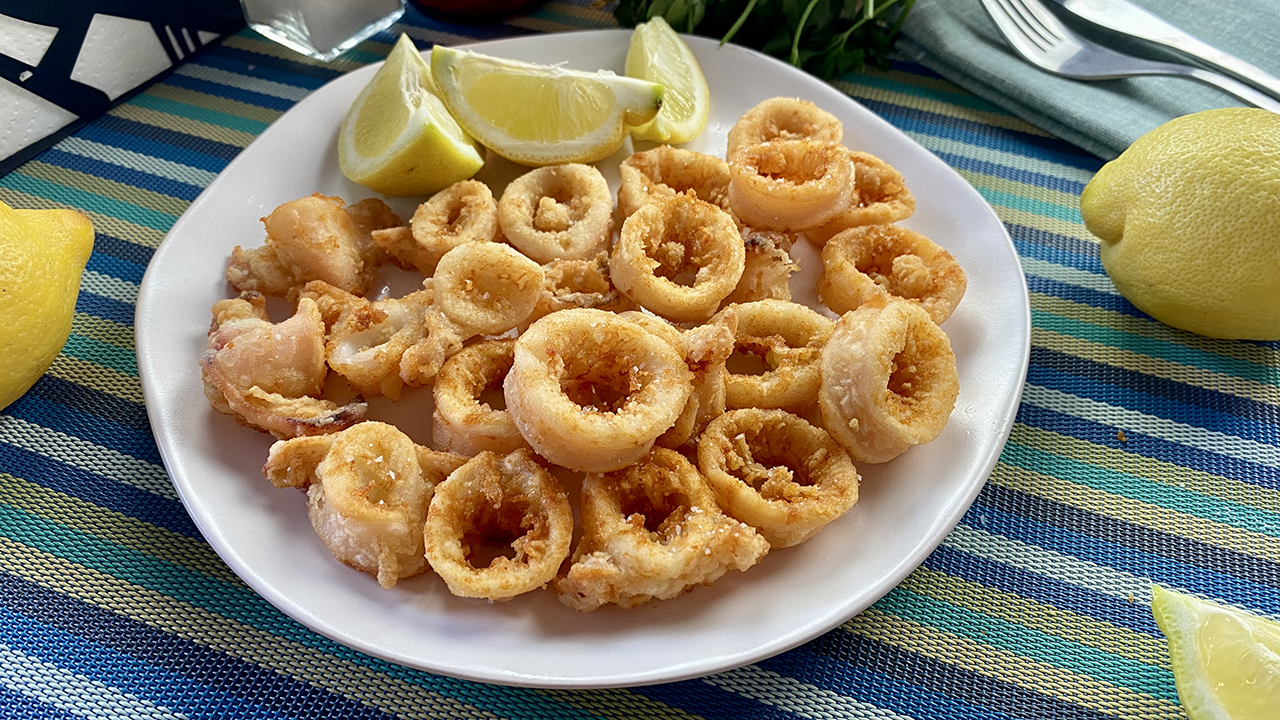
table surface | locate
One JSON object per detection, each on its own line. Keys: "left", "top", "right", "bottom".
{"left": 2, "top": 2, "right": 1277, "bottom": 718}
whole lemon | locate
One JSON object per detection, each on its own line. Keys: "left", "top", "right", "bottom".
{"left": 1080, "top": 108, "right": 1280, "bottom": 340}
{"left": 0, "top": 201, "right": 94, "bottom": 411}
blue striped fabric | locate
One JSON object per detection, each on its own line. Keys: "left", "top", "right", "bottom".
{"left": 1, "top": 1, "right": 1277, "bottom": 718}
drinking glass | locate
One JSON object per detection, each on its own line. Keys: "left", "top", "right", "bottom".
{"left": 240, "top": 0, "right": 406, "bottom": 61}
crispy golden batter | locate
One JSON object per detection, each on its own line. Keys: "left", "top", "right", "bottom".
{"left": 806, "top": 151, "right": 916, "bottom": 244}
{"left": 497, "top": 164, "right": 613, "bottom": 263}
{"left": 726, "top": 229, "right": 799, "bottom": 304}
{"left": 264, "top": 421, "right": 466, "bottom": 588}
{"left": 717, "top": 299, "right": 833, "bottom": 410}
{"left": 556, "top": 448, "right": 769, "bottom": 611}
{"left": 697, "top": 408, "right": 859, "bottom": 548}
{"left": 375, "top": 180, "right": 499, "bottom": 275}
{"left": 819, "top": 297, "right": 959, "bottom": 463}
{"left": 618, "top": 145, "right": 732, "bottom": 219}
{"left": 727, "top": 140, "right": 854, "bottom": 231}
{"left": 423, "top": 449, "right": 573, "bottom": 600}
{"left": 726, "top": 97, "right": 843, "bottom": 160}
{"left": 610, "top": 193, "right": 745, "bottom": 323}
{"left": 819, "top": 224, "right": 966, "bottom": 324}
{"left": 433, "top": 339, "right": 528, "bottom": 457}
{"left": 432, "top": 241, "right": 544, "bottom": 336}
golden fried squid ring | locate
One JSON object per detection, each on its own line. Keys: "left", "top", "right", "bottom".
{"left": 378, "top": 180, "right": 498, "bottom": 275}
{"left": 497, "top": 164, "right": 613, "bottom": 264}
{"left": 432, "top": 241, "right": 544, "bottom": 336}
{"left": 725, "top": 97, "right": 843, "bottom": 160}
{"left": 423, "top": 449, "right": 573, "bottom": 600}
{"left": 504, "top": 309, "right": 693, "bottom": 473}
{"left": 555, "top": 448, "right": 769, "bottom": 611}
{"left": 697, "top": 408, "right": 859, "bottom": 548}
{"left": 432, "top": 339, "right": 529, "bottom": 456}
{"left": 264, "top": 421, "right": 467, "bottom": 588}
{"left": 228, "top": 194, "right": 397, "bottom": 297}
{"left": 806, "top": 151, "right": 917, "bottom": 244}
{"left": 620, "top": 310, "right": 737, "bottom": 450}
{"left": 727, "top": 140, "right": 854, "bottom": 231}
{"left": 818, "top": 224, "right": 967, "bottom": 324}
{"left": 610, "top": 193, "right": 745, "bottom": 323}
{"left": 717, "top": 299, "right": 834, "bottom": 410}
{"left": 819, "top": 298, "right": 959, "bottom": 463}
{"left": 200, "top": 293, "right": 366, "bottom": 438}
{"left": 726, "top": 229, "right": 800, "bottom": 304}
{"left": 300, "top": 281, "right": 433, "bottom": 399}
{"left": 617, "top": 145, "right": 732, "bottom": 219}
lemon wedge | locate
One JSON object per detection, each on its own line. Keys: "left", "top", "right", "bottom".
{"left": 625, "top": 16, "right": 709, "bottom": 144}
{"left": 338, "top": 34, "right": 485, "bottom": 196}
{"left": 430, "top": 45, "right": 664, "bottom": 166}
{"left": 1152, "top": 585, "right": 1280, "bottom": 720}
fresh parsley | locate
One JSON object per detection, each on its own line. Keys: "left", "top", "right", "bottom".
{"left": 614, "top": 0, "right": 915, "bottom": 81}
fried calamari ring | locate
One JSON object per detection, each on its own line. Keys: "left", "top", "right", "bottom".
{"left": 432, "top": 339, "right": 528, "bottom": 457}
{"left": 432, "top": 241, "right": 544, "bottom": 336}
{"left": 399, "top": 180, "right": 499, "bottom": 275}
{"left": 423, "top": 449, "right": 573, "bottom": 600}
{"left": 555, "top": 448, "right": 769, "bottom": 611}
{"left": 727, "top": 140, "right": 854, "bottom": 231}
{"left": 200, "top": 293, "right": 366, "bottom": 438}
{"left": 301, "top": 281, "right": 433, "bottom": 399}
{"left": 228, "top": 194, "right": 396, "bottom": 297}
{"left": 697, "top": 408, "right": 859, "bottom": 548}
{"left": 806, "top": 151, "right": 916, "bottom": 244}
{"left": 819, "top": 298, "right": 959, "bottom": 463}
{"left": 504, "top": 309, "right": 693, "bottom": 473}
{"left": 264, "top": 421, "right": 466, "bottom": 588}
{"left": 497, "top": 164, "right": 613, "bottom": 263}
{"left": 725, "top": 229, "right": 800, "bottom": 304}
{"left": 718, "top": 299, "right": 833, "bottom": 410}
{"left": 617, "top": 145, "right": 732, "bottom": 219}
{"left": 610, "top": 193, "right": 745, "bottom": 323}
{"left": 818, "top": 224, "right": 966, "bottom": 324}
{"left": 725, "top": 97, "right": 843, "bottom": 160}
{"left": 522, "top": 253, "right": 634, "bottom": 330}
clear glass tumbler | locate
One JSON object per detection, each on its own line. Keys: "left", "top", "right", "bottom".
{"left": 240, "top": 0, "right": 406, "bottom": 61}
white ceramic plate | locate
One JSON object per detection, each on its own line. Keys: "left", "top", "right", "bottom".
{"left": 136, "top": 30, "right": 1029, "bottom": 688}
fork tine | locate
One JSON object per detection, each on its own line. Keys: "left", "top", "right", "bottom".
{"left": 1006, "top": 0, "right": 1069, "bottom": 41}
{"left": 994, "top": 0, "right": 1055, "bottom": 51}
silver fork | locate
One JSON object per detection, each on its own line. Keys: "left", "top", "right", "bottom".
{"left": 979, "top": 0, "right": 1280, "bottom": 113}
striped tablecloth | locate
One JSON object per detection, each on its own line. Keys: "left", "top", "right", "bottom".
{"left": 2, "top": 2, "right": 1277, "bottom": 718}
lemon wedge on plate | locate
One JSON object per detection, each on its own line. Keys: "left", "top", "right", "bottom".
{"left": 1152, "top": 585, "right": 1280, "bottom": 720}
{"left": 625, "top": 16, "right": 709, "bottom": 144}
{"left": 338, "top": 34, "right": 485, "bottom": 196}
{"left": 430, "top": 45, "right": 664, "bottom": 166}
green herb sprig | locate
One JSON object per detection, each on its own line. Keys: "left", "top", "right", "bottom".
{"left": 615, "top": 0, "right": 915, "bottom": 81}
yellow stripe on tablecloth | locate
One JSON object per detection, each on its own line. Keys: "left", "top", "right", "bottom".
{"left": 144, "top": 84, "right": 284, "bottom": 126}
{"left": 1011, "top": 424, "right": 1280, "bottom": 515}
{"left": 109, "top": 104, "right": 257, "bottom": 149}
{"left": 703, "top": 665, "right": 919, "bottom": 720}
{"left": 844, "top": 608, "right": 1182, "bottom": 719}
{"left": 835, "top": 78, "right": 1048, "bottom": 137}
{"left": 989, "top": 462, "right": 1280, "bottom": 562}
{"left": 0, "top": 474, "right": 235, "bottom": 584}
{"left": 15, "top": 162, "right": 188, "bottom": 218}
{"left": 0, "top": 537, "right": 509, "bottom": 720}
{"left": 72, "top": 314, "right": 135, "bottom": 353}
{"left": 47, "top": 356, "right": 143, "bottom": 405}
{"left": 543, "top": 688, "right": 707, "bottom": 720}
{"left": 1031, "top": 293, "right": 1280, "bottom": 368}
{"left": 1033, "top": 327, "right": 1280, "bottom": 407}
{"left": 901, "top": 566, "right": 1168, "bottom": 669}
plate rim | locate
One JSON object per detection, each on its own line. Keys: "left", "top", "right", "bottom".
{"left": 135, "top": 28, "right": 1031, "bottom": 688}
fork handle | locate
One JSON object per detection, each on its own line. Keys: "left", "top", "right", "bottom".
{"left": 1057, "top": 0, "right": 1280, "bottom": 102}
{"left": 1175, "top": 66, "right": 1280, "bottom": 115}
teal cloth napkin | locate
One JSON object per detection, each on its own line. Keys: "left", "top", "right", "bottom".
{"left": 896, "top": 0, "right": 1280, "bottom": 159}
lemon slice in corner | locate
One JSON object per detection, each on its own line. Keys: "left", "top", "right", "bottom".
{"left": 1152, "top": 585, "right": 1280, "bottom": 720}
{"left": 430, "top": 45, "right": 664, "bottom": 166}
{"left": 338, "top": 34, "right": 485, "bottom": 196}
{"left": 625, "top": 16, "right": 709, "bottom": 144}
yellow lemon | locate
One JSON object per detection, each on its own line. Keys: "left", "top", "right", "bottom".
{"left": 431, "top": 45, "right": 663, "bottom": 166}
{"left": 1080, "top": 108, "right": 1280, "bottom": 340}
{"left": 625, "top": 16, "right": 709, "bottom": 144}
{"left": 338, "top": 34, "right": 484, "bottom": 196}
{"left": 0, "top": 201, "right": 94, "bottom": 411}
{"left": 1152, "top": 585, "right": 1280, "bottom": 720}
